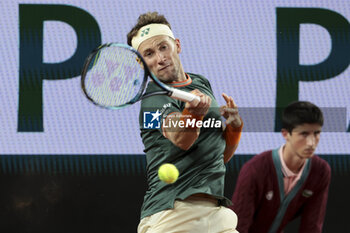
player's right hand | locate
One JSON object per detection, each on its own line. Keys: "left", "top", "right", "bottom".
{"left": 185, "top": 89, "right": 211, "bottom": 116}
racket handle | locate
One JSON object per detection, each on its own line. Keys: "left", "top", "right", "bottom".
{"left": 169, "top": 88, "right": 201, "bottom": 105}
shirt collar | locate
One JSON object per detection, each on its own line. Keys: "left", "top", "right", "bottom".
{"left": 279, "top": 145, "right": 306, "bottom": 178}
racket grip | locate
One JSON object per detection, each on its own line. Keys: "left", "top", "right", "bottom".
{"left": 170, "top": 88, "right": 201, "bottom": 105}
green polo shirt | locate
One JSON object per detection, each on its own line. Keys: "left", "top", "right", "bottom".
{"left": 138, "top": 73, "right": 231, "bottom": 219}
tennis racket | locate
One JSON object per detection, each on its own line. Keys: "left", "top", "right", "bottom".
{"left": 81, "top": 43, "right": 200, "bottom": 109}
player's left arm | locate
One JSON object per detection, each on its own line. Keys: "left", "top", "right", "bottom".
{"left": 298, "top": 163, "right": 331, "bottom": 233}
{"left": 220, "top": 93, "right": 243, "bottom": 163}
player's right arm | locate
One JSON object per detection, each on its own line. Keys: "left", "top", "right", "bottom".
{"left": 163, "top": 89, "right": 211, "bottom": 150}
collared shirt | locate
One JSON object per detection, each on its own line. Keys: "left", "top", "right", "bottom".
{"left": 278, "top": 145, "right": 307, "bottom": 195}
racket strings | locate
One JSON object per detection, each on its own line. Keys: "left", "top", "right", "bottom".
{"left": 84, "top": 46, "right": 144, "bottom": 108}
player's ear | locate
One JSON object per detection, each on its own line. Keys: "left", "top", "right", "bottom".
{"left": 281, "top": 128, "right": 289, "bottom": 140}
{"left": 175, "top": 38, "right": 181, "bottom": 54}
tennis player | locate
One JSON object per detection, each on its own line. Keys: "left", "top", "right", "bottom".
{"left": 231, "top": 101, "right": 331, "bottom": 233}
{"left": 127, "top": 12, "right": 243, "bottom": 233}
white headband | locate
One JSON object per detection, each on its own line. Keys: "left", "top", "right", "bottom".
{"left": 131, "top": 23, "right": 175, "bottom": 50}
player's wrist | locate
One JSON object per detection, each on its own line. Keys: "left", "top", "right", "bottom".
{"left": 224, "top": 118, "right": 243, "bottom": 146}
{"left": 228, "top": 117, "right": 242, "bottom": 129}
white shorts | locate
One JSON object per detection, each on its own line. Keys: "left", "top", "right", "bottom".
{"left": 138, "top": 196, "right": 239, "bottom": 233}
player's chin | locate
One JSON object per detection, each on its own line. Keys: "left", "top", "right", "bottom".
{"left": 157, "top": 73, "right": 176, "bottom": 83}
{"left": 157, "top": 69, "right": 171, "bottom": 78}
{"left": 302, "top": 150, "right": 315, "bottom": 158}
{"left": 158, "top": 65, "right": 175, "bottom": 77}
{"left": 157, "top": 75, "right": 172, "bottom": 83}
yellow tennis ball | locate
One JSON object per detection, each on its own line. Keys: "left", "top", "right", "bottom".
{"left": 158, "top": 163, "right": 179, "bottom": 184}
